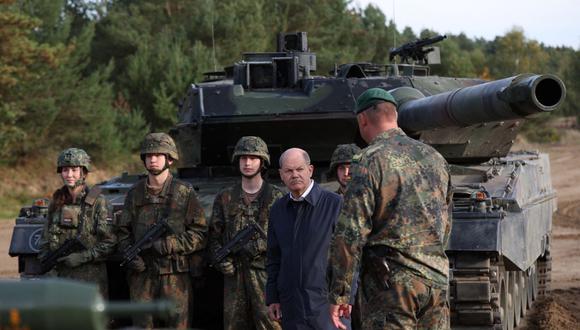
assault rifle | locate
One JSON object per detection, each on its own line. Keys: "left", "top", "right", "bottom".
{"left": 40, "top": 237, "right": 87, "bottom": 274}
{"left": 211, "top": 223, "right": 267, "bottom": 267}
{"left": 389, "top": 35, "right": 447, "bottom": 64}
{"left": 120, "top": 220, "right": 170, "bottom": 267}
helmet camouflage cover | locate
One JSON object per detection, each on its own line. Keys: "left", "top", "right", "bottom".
{"left": 231, "top": 136, "right": 270, "bottom": 166}
{"left": 57, "top": 148, "right": 92, "bottom": 173}
{"left": 328, "top": 144, "right": 361, "bottom": 177}
{"left": 140, "top": 132, "right": 179, "bottom": 160}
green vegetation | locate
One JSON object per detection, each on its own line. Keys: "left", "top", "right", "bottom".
{"left": 1, "top": 0, "right": 578, "bottom": 160}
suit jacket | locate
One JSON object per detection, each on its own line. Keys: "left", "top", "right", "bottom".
{"left": 266, "top": 182, "right": 346, "bottom": 330}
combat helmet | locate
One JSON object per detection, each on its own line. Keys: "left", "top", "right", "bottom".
{"left": 140, "top": 133, "right": 179, "bottom": 161}
{"left": 328, "top": 144, "right": 361, "bottom": 178}
{"left": 231, "top": 136, "right": 270, "bottom": 166}
{"left": 57, "top": 148, "right": 92, "bottom": 173}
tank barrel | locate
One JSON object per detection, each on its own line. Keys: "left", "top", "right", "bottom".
{"left": 396, "top": 74, "right": 566, "bottom": 133}
{"left": 105, "top": 300, "right": 175, "bottom": 318}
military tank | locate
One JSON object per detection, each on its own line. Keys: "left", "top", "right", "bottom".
{"left": 9, "top": 32, "right": 565, "bottom": 329}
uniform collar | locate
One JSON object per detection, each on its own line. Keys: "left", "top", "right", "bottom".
{"left": 146, "top": 173, "right": 173, "bottom": 198}
{"left": 61, "top": 185, "right": 88, "bottom": 205}
{"left": 369, "top": 127, "right": 405, "bottom": 146}
{"left": 158, "top": 173, "right": 173, "bottom": 197}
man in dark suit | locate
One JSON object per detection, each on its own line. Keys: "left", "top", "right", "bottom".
{"left": 266, "top": 147, "right": 351, "bottom": 330}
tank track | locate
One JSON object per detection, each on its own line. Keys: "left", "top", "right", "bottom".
{"left": 537, "top": 252, "right": 552, "bottom": 296}
{"left": 450, "top": 251, "right": 547, "bottom": 330}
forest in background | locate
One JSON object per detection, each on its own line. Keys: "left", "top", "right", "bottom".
{"left": 1, "top": 0, "right": 579, "bottom": 167}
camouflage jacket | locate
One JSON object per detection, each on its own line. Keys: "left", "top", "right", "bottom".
{"left": 329, "top": 128, "right": 452, "bottom": 305}
{"left": 208, "top": 181, "right": 283, "bottom": 269}
{"left": 39, "top": 185, "right": 115, "bottom": 266}
{"left": 117, "top": 174, "right": 208, "bottom": 275}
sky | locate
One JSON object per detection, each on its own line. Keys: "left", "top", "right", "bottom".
{"left": 351, "top": 0, "right": 579, "bottom": 50}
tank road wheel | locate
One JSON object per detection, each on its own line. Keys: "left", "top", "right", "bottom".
{"left": 527, "top": 265, "right": 536, "bottom": 308}
{"left": 511, "top": 271, "right": 522, "bottom": 327}
{"left": 519, "top": 271, "right": 528, "bottom": 318}
{"left": 499, "top": 272, "right": 514, "bottom": 330}
{"left": 531, "top": 262, "right": 539, "bottom": 301}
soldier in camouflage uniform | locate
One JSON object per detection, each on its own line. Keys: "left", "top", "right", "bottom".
{"left": 117, "top": 133, "right": 207, "bottom": 329}
{"left": 329, "top": 144, "right": 361, "bottom": 195}
{"left": 39, "top": 148, "right": 115, "bottom": 298}
{"left": 328, "top": 88, "right": 453, "bottom": 330}
{"left": 208, "top": 136, "right": 283, "bottom": 330}
{"left": 329, "top": 143, "right": 362, "bottom": 330}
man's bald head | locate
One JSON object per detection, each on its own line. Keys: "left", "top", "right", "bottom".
{"left": 279, "top": 148, "right": 310, "bottom": 168}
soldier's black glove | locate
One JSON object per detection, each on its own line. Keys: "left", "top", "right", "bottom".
{"left": 127, "top": 256, "right": 146, "bottom": 272}
{"left": 216, "top": 259, "right": 235, "bottom": 276}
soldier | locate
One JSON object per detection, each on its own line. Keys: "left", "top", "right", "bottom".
{"left": 328, "top": 144, "right": 361, "bottom": 195}
{"left": 208, "top": 136, "right": 284, "bottom": 330}
{"left": 39, "top": 148, "right": 115, "bottom": 297}
{"left": 328, "top": 88, "right": 453, "bottom": 329}
{"left": 117, "top": 133, "right": 207, "bottom": 329}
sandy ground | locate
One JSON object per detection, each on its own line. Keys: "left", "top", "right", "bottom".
{"left": 1, "top": 139, "right": 579, "bottom": 329}
{"left": 0, "top": 220, "right": 19, "bottom": 278}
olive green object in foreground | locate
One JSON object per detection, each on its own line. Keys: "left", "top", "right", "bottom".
{"left": 0, "top": 279, "right": 174, "bottom": 330}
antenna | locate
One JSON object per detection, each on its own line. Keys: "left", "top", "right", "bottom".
{"left": 392, "top": 0, "right": 397, "bottom": 51}
{"left": 211, "top": 0, "right": 217, "bottom": 72}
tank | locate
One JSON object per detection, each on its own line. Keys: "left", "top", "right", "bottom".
{"left": 0, "top": 278, "right": 173, "bottom": 330}
{"left": 8, "top": 32, "right": 565, "bottom": 329}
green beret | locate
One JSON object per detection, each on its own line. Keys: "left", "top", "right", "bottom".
{"left": 356, "top": 88, "right": 398, "bottom": 114}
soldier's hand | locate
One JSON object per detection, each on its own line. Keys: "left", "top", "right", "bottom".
{"left": 268, "top": 303, "right": 282, "bottom": 321}
{"left": 152, "top": 239, "right": 170, "bottom": 256}
{"left": 127, "top": 256, "right": 146, "bottom": 272}
{"left": 243, "top": 239, "right": 266, "bottom": 259}
{"left": 329, "top": 304, "right": 348, "bottom": 330}
{"left": 58, "top": 252, "right": 89, "bottom": 268}
{"left": 216, "top": 260, "right": 235, "bottom": 276}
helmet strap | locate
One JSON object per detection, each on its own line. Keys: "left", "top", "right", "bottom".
{"left": 146, "top": 155, "right": 170, "bottom": 176}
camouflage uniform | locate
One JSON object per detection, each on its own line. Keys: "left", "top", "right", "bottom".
{"left": 328, "top": 144, "right": 361, "bottom": 195}
{"left": 328, "top": 128, "right": 452, "bottom": 329}
{"left": 39, "top": 148, "right": 115, "bottom": 298}
{"left": 208, "top": 136, "right": 283, "bottom": 330}
{"left": 117, "top": 133, "right": 208, "bottom": 329}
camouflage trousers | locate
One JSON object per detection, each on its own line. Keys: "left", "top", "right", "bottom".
{"left": 128, "top": 270, "right": 191, "bottom": 329}
{"left": 56, "top": 262, "right": 108, "bottom": 299}
{"left": 360, "top": 265, "right": 449, "bottom": 330}
{"left": 224, "top": 261, "right": 281, "bottom": 330}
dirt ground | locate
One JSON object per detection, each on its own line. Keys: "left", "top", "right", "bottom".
{"left": 1, "top": 135, "right": 580, "bottom": 329}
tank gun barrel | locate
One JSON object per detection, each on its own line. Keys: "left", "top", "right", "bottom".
{"left": 104, "top": 300, "right": 175, "bottom": 318}
{"left": 394, "top": 74, "right": 566, "bottom": 133}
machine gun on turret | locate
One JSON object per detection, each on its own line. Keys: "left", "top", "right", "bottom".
{"left": 389, "top": 35, "right": 447, "bottom": 64}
